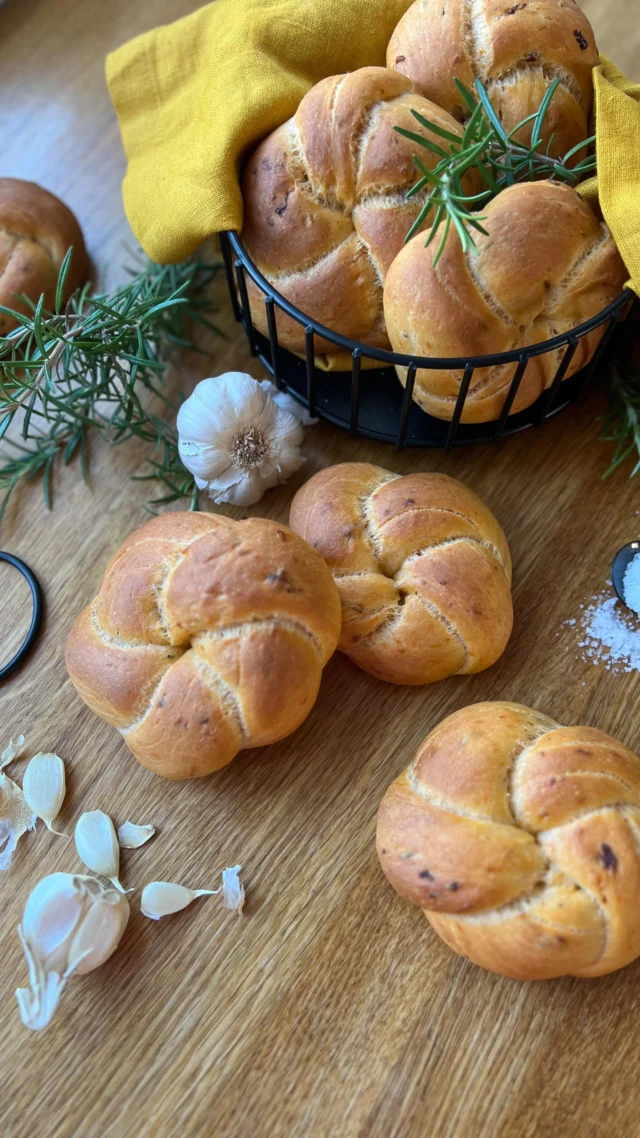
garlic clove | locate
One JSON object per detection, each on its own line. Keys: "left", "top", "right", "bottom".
{"left": 74, "top": 811, "right": 130, "bottom": 893}
{"left": 16, "top": 873, "right": 130, "bottom": 1031}
{"left": 0, "top": 734, "right": 25, "bottom": 770}
{"left": 22, "top": 754, "right": 68, "bottom": 837}
{"left": 221, "top": 865, "right": 245, "bottom": 914}
{"left": 117, "top": 820, "right": 155, "bottom": 849}
{"left": 140, "top": 880, "right": 219, "bottom": 920}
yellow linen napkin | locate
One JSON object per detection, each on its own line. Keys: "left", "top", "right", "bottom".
{"left": 106, "top": 5, "right": 640, "bottom": 299}
{"left": 577, "top": 56, "right": 640, "bottom": 294}
{"left": 106, "top": 0, "right": 413, "bottom": 265}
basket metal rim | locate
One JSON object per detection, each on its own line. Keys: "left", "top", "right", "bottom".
{"left": 225, "top": 230, "right": 631, "bottom": 370}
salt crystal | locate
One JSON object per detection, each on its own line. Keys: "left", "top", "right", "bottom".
{"left": 623, "top": 552, "right": 640, "bottom": 615}
{"left": 576, "top": 593, "right": 640, "bottom": 673}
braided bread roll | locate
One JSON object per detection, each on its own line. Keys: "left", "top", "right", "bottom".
{"left": 388, "top": 0, "right": 598, "bottom": 158}
{"left": 0, "top": 178, "right": 87, "bottom": 334}
{"left": 377, "top": 702, "right": 640, "bottom": 980}
{"left": 383, "top": 182, "right": 627, "bottom": 423}
{"left": 65, "top": 512, "right": 341, "bottom": 780}
{"left": 241, "top": 66, "right": 480, "bottom": 355}
{"left": 289, "top": 463, "right": 512, "bottom": 685}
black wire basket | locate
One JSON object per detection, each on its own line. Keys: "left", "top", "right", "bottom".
{"left": 220, "top": 230, "right": 631, "bottom": 451}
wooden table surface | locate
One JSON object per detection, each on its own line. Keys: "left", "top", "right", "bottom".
{"left": 1, "top": 2, "right": 639, "bottom": 1136}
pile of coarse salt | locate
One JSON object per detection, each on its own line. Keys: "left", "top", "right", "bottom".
{"left": 573, "top": 552, "right": 640, "bottom": 674}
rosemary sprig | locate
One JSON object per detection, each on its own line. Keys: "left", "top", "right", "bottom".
{"left": 396, "top": 77, "right": 596, "bottom": 264}
{"left": 600, "top": 366, "right": 640, "bottom": 478}
{"left": 0, "top": 254, "right": 222, "bottom": 523}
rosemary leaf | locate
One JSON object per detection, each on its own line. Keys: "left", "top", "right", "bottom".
{"left": 0, "top": 254, "right": 222, "bottom": 522}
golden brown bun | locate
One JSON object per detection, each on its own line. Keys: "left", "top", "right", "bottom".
{"left": 289, "top": 463, "right": 512, "bottom": 685}
{"left": 383, "top": 181, "right": 627, "bottom": 423}
{"left": 65, "top": 511, "right": 342, "bottom": 780}
{"left": 241, "top": 66, "right": 480, "bottom": 354}
{"left": 387, "top": 0, "right": 598, "bottom": 157}
{"left": 0, "top": 178, "right": 87, "bottom": 334}
{"left": 377, "top": 701, "right": 640, "bottom": 980}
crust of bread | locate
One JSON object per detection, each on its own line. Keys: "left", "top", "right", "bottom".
{"left": 383, "top": 182, "right": 627, "bottom": 422}
{"left": 377, "top": 701, "right": 640, "bottom": 979}
{"left": 0, "top": 178, "right": 87, "bottom": 333}
{"left": 65, "top": 512, "right": 342, "bottom": 779}
{"left": 387, "top": 0, "right": 598, "bottom": 156}
{"left": 290, "top": 462, "right": 512, "bottom": 684}
{"left": 241, "top": 67, "right": 480, "bottom": 353}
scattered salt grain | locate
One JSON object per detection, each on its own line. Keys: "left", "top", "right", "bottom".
{"left": 623, "top": 552, "right": 640, "bottom": 615}
{"left": 574, "top": 593, "right": 640, "bottom": 673}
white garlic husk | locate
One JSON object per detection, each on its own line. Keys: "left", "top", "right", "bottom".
{"left": 23, "top": 754, "right": 68, "bottom": 836}
{"left": 0, "top": 773, "right": 36, "bottom": 871}
{"left": 221, "top": 865, "right": 245, "bottom": 914}
{"left": 177, "top": 372, "right": 306, "bottom": 507}
{"left": 141, "top": 881, "right": 219, "bottom": 920}
{"left": 0, "top": 734, "right": 25, "bottom": 770}
{"left": 75, "top": 810, "right": 130, "bottom": 893}
{"left": 16, "top": 873, "right": 130, "bottom": 1031}
{"left": 117, "top": 820, "right": 155, "bottom": 849}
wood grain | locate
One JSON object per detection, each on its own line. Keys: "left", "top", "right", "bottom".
{"left": 1, "top": 2, "right": 639, "bottom": 1136}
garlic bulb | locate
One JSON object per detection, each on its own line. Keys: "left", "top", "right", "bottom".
{"left": 15, "top": 873, "right": 129, "bottom": 1031}
{"left": 22, "top": 754, "right": 67, "bottom": 836}
{"left": 117, "top": 820, "right": 155, "bottom": 849}
{"left": 75, "top": 810, "right": 129, "bottom": 893}
{"left": 177, "top": 372, "right": 306, "bottom": 506}
{"left": 141, "top": 881, "right": 219, "bottom": 920}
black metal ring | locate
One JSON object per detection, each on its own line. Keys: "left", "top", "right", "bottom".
{"left": 0, "top": 552, "right": 43, "bottom": 681}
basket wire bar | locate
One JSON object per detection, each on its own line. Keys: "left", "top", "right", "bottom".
{"left": 305, "top": 327, "right": 316, "bottom": 417}
{"left": 264, "top": 296, "right": 283, "bottom": 389}
{"left": 446, "top": 363, "right": 475, "bottom": 451}
{"left": 396, "top": 363, "right": 417, "bottom": 449}
{"left": 220, "top": 231, "right": 631, "bottom": 449}
{"left": 350, "top": 350, "right": 362, "bottom": 437}
{"left": 494, "top": 354, "right": 529, "bottom": 438}
{"left": 234, "top": 259, "right": 256, "bottom": 356}
{"left": 572, "top": 311, "right": 623, "bottom": 403}
{"left": 220, "top": 232, "right": 241, "bottom": 323}
{"left": 535, "top": 337, "right": 579, "bottom": 425}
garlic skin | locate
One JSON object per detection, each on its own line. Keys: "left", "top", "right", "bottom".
{"left": 221, "top": 865, "right": 245, "bottom": 914}
{"left": 16, "top": 873, "right": 129, "bottom": 1031}
{"left": 141, "top": 881, "right": 218, "bottom": 920}
{"left": 0, "top": 773, "right": 36, "bottom": 871}
{"left": 75, "top": 811, "right": 129, "bottom": 893}
{"left": 117, "top": 820, "right": 155, "bottom": 849}
{"left": 0, "top": 734, "right": 25, "bottom": 770}
{"left": 177, "top": 372, "right": 306, "bottom": 507}
{"left": 258, "top": 380, "right": 318, "bottom": 427}
{"left": 23, "top": 754, "right": 67, "bottom": 836}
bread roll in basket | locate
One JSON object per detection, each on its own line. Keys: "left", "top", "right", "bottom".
{"left": 290, "top": 463, "right": 512, "bottom": 684}
{"left": 65, "top": 512, "right": 341, "bottom": 779}
{"left": 383, "top": 181, "right": 627, "bottom": 423}
{"left": 387, "top": 0, "right": 598, "bottom": 157}
{"left": 241, "top": 66, "right": 479, "bottom": 355}
{"left": 377, "top": 702, "right": 640, "bottom": 980}
{"left": 0, "top": 178, "right": 87, "bottom": 335}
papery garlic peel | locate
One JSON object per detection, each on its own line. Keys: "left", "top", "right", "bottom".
{"left": 221, "top": 865, "right": 245, "bottom": 914}
{"left": 75, "top": 810, "right": 129, "bottom": 893}
{"left": 23, "top": 754, "right": 67, "bottom": 836}
{"left": 140, "top": 881, "right": 219, "bottom": 920}
{"left": 117, "top": 821, "right": 155, "bottom": 849}
{"left": 16, "top": 873, "right": 129, "bottom": 1031}
{"left": 0, "top": 772, "right": 35, "bottom": 871}
{"left": 0, "top": 735, "right": 25, "bottom": 770}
